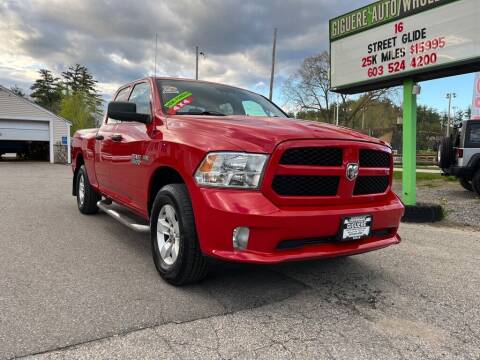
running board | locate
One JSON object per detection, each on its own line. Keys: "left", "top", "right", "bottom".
{"left": 97, "top": 200, "right": 150, "bottom": 233}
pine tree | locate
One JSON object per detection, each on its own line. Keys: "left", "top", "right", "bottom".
{"left": 62, "top": 64, "right": 102, "bottom": 115}
{"left": 60, "top": 64, "right": 103, "bottom": 133}
{"left": 30, "top": 69, "right": 62, "bottom": 112}
{"left": 62, "top": 64, "right": 96, "bottom": 94}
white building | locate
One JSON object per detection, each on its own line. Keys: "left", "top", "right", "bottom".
{"left": 0, "top": 85, "right": 72, "bottom": 163}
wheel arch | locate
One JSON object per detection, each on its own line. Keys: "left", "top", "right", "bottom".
{"left": 467, "top": 153, "right": 480, "bottom": 170}
{"left": 72, "top": 153, "right": 85, "bottom": 196}
{"left": 148, "top": 166, "right": 187, "bottom": 216}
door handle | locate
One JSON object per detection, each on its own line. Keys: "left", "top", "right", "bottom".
{"left": 95, "top": 134, "right": 104, "bottom": 141}
{"left": 111, "top": 134, "right": 123, "bottom": 142}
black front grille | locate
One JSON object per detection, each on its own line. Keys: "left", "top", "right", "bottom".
{"left": 359, "top": 150, "right": 390, "bottom": 168}
{"left": 354, "top": 176, "right": 389, "bottom": 195}
{"left": 272, "top": 175, "right": 339, "bottom": 196}
{"left": 280, "top": 147, "right": 342, "bottom": 166}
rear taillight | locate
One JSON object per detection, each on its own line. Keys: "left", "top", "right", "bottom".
{"left": 456, "top": 148, "right": 464, "bottom": 158}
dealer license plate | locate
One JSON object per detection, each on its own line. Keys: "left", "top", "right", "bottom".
{"left": 340, "top": 215, "right": 372, "bottom": 241}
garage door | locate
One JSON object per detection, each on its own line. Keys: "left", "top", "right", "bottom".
{"left": 0, "top": 120, "right": 49, "bottom": 141}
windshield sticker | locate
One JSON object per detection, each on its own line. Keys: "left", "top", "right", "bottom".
{"left": 162, "top": 86, "right": 179, "bottom": 94}
{"left": 164, "top": 91, "right": 193, "bottom": 115}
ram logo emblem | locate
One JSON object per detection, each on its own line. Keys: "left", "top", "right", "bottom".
{"left": 346, "top": 163, "right": 359, "bottom": 181}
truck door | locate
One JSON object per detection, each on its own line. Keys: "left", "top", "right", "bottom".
{"left": 94, "top": 86, "right": 131, "bottom": 195}
{"left": 110, "top": 82, "right": 153, "bottom": 212}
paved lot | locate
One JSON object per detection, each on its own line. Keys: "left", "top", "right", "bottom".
{"left": 393, "top": 179, "right": 480, "bottom": 230}
{"left": 0, "top": 163, "right": 479, "bottom": 359}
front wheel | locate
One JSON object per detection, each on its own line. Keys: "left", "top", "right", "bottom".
{"left": 472, "top": 170, "right": 480, "bottom": 197}
{"left": 459, "top": 178, "right": 474, "bottom": 192}
{"left": 150, "top": 184, "right": 208, "bottom": 285}
{"left": 76, "top": 165, "right": 100, "bottom": 214}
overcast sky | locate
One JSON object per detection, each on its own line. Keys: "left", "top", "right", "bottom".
{"left": 0, "top": 0, "right": 474, "bottom": 111}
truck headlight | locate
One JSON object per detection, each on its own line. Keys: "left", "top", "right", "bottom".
{"left": 194, "top": 152, "right": 268, "bottom": 189}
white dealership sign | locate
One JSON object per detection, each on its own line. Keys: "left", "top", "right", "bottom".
{"left": 330, "top": 0, "right": 480, "bottom": 93}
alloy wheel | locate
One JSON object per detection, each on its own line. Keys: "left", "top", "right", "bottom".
{"left": 156, "top": 204, "right": 181, "bottom": 266}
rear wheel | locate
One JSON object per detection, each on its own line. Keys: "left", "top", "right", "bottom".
{"left": 76, "top": 165, "right": 100, "bottom": 214}
{"left": 472, "top": 170, "right": 480, "bottom": 197}
{"left": 150, "top": 184, "right": 208, "bottom": 285}
{"left": 459, "top": 178, "right": 473, "bottom": 192}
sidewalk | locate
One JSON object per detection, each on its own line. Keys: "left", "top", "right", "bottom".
{"left": 394, "top": 167, "right": 441, "bottom": 174}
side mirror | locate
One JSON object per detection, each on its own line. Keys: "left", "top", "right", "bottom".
{"left": 107, "top": 101, "right": 150, "bottom": 124}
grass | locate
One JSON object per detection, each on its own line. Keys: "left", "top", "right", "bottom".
{"left": 393, "top": 171, "right": 457, "bottom": 182}
{"left": 394, "top": 164, "right": 438, "bottom": 169}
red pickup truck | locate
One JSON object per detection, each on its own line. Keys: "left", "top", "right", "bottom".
{"left": 72, "top": 77, "right": 404, "bottom": 285}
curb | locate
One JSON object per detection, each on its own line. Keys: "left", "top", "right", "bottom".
{"left": 401, "top": 203, "right": 444, "bottom": 223}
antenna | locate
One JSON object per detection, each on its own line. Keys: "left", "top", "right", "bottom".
{"left": 154, "top": 33, "right": 158, "bottom": 78}
{"left": 269, "top": 28, "right": 278, "bottom": 100}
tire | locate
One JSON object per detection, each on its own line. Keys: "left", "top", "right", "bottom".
{"left": 459, "top": 178, "right": 474, "bottom": 192}
{"left": 150, "top": 184, "right": 208, "bottom": 285}
{"left": 437, "top": 137, "right": 455, "bottom": 170}
{"left": 472, "top": 170, "right": 480, "bottom": 197}
{"left": 76, "top": 165, "right": 100, "bottom": 214}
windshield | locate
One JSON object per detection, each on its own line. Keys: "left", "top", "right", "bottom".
{"left": 157, "top": 79, "right": 287, "bottom": 118}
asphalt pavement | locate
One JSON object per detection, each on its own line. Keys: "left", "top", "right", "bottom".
{"left": 0, "top": 162, "right": 479, "bottom": 359}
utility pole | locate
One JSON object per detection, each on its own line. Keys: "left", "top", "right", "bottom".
{"left": 362, "top": 107, "right": 366, "bottom": 129}
{"left": 446, "top": 92, "right": 456, "bottom": 137}
{"left": 269, "top": 28, "right": 277, "bottom": 101}
{"left": 333, "top": 103, "right": 336, "bottom": 125}
{"left": 195, "top": 46, "right": 199, "bottom": 80}
{"left": 195, "top": 47, "right": 205, "bottom": 80}
{"left": 336, "top": 95, "right": 340, "bottom": 126}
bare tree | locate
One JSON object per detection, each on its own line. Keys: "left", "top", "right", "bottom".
{"left": 283, "top": 51, "right": 332, "bottom": 122}
{"left": 283, "top": 51, "right": 394, "bottom": 126}
{"left": 342, "top": 89, "right": 393, "bottom": 128}
{"left": 10, "top": 85, "right": 26, "bottom": 98}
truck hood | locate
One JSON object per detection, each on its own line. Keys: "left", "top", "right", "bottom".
{"left": 167, "top": 115, "right": 387, "bottom": 153}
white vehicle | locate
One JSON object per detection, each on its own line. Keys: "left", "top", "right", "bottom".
{"left": 438, "top": 120, "right": 480, "bottom": 195}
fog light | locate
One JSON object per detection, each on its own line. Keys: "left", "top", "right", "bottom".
{"left": 233, "top": 227, "right": 250, "bottom": 250}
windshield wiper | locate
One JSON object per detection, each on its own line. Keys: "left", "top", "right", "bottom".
{"left": 176, "top": 110, "right": 227, "bottom": 116}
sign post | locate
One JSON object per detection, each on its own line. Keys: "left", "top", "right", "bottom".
{"left": 402, "top": 79, "right": 417, "bottom": 205}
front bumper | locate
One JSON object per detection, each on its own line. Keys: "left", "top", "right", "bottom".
{"left": 191, "top": 187, "right": 404, "bottom": 264}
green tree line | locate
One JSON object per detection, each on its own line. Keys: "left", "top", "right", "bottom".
{"left": 27, "top": 64, "right": 103, "bottom": 134}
